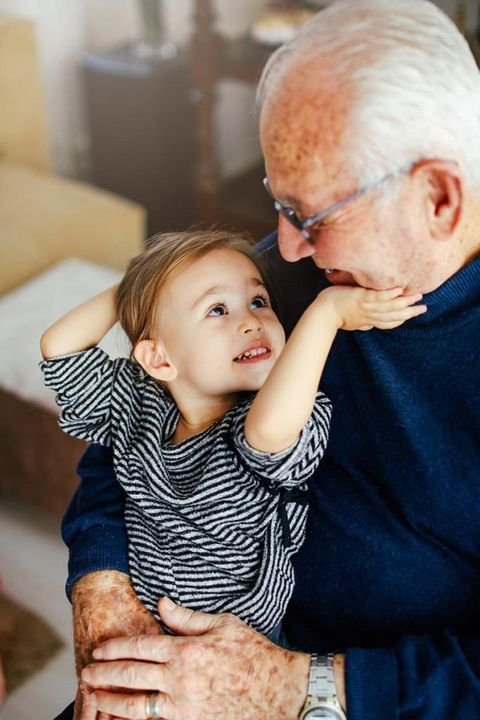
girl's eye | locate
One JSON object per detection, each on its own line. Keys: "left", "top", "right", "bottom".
{"left": 207, "top": 304, "right": 228, "bottom": 317}
{"left": 250, "top": 295, "right": 270, "bottom": 310}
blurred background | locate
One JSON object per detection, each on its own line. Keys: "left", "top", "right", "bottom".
{"left": 1, "top": 0, "right": 478, "bottom": 239}
{"left": 0, "top": 1, "right": 479, "bottom": 718}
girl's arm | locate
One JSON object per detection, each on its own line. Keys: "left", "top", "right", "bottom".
{"left": 40, "top": 285, "right": 119, "bottom": 359}
{"left": 244, "top": 285, "right": 426, "bottom": 453}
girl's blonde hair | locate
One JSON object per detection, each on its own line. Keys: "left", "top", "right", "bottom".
{"left": 117, "top": 228, "right": 264, "bottom": 348}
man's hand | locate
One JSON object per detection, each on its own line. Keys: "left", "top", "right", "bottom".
{"left": 71, "top": 570, "right": 162, "bottom": 720}
{"left": 81, "top": 597, "right": 311, "bottom": 720}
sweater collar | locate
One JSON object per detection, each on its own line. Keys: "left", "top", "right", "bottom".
{"left": 389, "top": 253, "right": 480, "bottom": 337}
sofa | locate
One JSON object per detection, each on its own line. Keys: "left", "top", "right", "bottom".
{"left": 0, "top": 15, "right": 145, "bottom": 518}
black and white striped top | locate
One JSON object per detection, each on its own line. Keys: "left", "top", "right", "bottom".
{"left": 42, "top": 347, "right": 332, "bottom": 634}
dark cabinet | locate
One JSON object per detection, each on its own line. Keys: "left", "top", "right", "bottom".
{"left": 83, "top": 46, "right": 195, "bottom": 235}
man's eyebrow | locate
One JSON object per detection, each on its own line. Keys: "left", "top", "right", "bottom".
{"left": 281, "top": 194, "right": 301, "bottom": 208}
{"left": 267, "top": 179, "right": 300, "bottom": 209}
{"left": 278, "top": 192, "right": 316, "bottom": 217}
{"left": 192, "top": 277, "right": 266, "bottom": 309}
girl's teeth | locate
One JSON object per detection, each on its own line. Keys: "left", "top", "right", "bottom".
{"left": 238, "top": 347, "right": 268, "bottom": 360}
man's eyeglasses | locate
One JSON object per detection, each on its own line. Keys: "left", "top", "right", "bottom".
{"left": 263, "top": 163, "right": 413, "bottom": 244}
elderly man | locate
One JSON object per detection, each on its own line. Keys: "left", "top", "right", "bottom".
{"left": 56, "top": 1, "right": 480, "bottom": 718}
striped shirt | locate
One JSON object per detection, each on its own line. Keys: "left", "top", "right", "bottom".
{"left": 41, "top": 346, "right": 332, "bottom": 633}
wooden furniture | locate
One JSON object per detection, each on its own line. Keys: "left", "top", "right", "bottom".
{"left": 83, "top": 46, "right": 195, "bottom": 235}
{"left": 190, "top": 0, "right": 278, "bottom": 240}
{"left": 0, "top": 258, "right": 128, "bottom": 521}
{"left": 466, "top": 33, "right": 480, "bottom": 65}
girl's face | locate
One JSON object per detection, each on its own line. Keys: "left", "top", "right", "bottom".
{"left": 153, "top": 248, "right": 286, "bottom": 399}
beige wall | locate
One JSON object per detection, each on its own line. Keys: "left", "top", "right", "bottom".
{"left": 0, "top": 0, "right": 87, "bottom": 176}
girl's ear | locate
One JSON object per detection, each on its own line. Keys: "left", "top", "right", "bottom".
{"left": 133, "top": 339, "right": 178, "bottom": 382}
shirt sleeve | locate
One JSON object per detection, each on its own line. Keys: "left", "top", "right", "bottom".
{"left": 346, "top": 630, "right": 480, "bottom": 719}
{"left": 231, "top": 391, "right": 332, "bottom": 487}
{"left": 40, "top": 346, "right": 131, "bottom": 446}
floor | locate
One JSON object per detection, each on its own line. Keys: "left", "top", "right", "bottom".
{"left": 0, "top": 500, "right": 77, "bottom": 720}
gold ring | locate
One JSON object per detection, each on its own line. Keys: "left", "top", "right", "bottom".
{"left": 146, "top": 691, "right": 162, "bottom": 719}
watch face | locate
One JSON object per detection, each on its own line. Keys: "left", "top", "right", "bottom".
{"left": 304, "top": 706, "right": 345, "bottom": 719}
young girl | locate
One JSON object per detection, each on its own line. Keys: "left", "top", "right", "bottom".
{"left": 40, "top": 229, "right": 425, "bottom": 636}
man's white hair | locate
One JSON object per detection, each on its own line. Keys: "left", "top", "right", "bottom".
{"left": 257, "top": 0, "right": 480, "bottom": 193}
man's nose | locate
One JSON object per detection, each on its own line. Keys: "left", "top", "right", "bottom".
{"left": 277, "top": 215, "right": 316, "bottom": 262}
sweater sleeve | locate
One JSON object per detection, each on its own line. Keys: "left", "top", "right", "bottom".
{"left": 346, "top": 630, "right": 480, "bottom": 719}
{"left": 231, "top": 391, "right": 332, "bottom": 487}
{"left": 62, "top": 443, "right": 129, "bottom": 599}
{"left": 41, "top": 346, "right": 131, "bottom": 446}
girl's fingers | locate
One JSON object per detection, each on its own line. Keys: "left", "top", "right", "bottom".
{"left": 362, "top": 293, "right": 424, "bottom": 312}
{"left": 373, "top": 308, "right": 427, "bottom": 328}
{"left": 352, "top": 304, "right": 427, "bottom": 331}
{"left": 365, "top": 304, "right": 427, "bottom": 322}
{"left": 361, "top": 287, "right": 404, "bottom": 302}
{"left": 373, "top": 320, "right": 411, "bottom": 329}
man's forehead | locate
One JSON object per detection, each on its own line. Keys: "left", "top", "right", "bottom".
{"left": 260, "top": 69, "right": 350, "bottom": 197}
{"left": 262, "top": 121, "right": 347, "bottom": 211}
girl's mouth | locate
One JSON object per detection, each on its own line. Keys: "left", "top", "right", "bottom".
{"left": 234, "top": 345, "right": 271, "bottom": 363}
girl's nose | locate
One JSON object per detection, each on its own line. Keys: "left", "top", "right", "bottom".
{"left": 239, "top": 313, "right": 263, "bottom": 334}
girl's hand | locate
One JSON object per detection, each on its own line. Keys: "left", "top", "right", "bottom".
{"left": 319, "top": 285, "right": 427, "bottom": 331}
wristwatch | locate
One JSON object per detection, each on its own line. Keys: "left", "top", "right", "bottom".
{"left": 299, "top": 654, "right": 347, "bottom": 719}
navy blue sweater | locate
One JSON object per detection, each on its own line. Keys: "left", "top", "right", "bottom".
{"left": 63, "top": 236, "right": 480, "bottom": 719}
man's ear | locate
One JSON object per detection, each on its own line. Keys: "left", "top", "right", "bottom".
{"left": 133, "top": 339, "right": 177, "bottom": 382}
{"left": 413, "top": 159, "right": 463, "bottom": 241}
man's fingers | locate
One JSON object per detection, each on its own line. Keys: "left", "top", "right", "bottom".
{"left": 93, "top": 635, "right": 173, "bottom": 663}
{"left": 82, "top": 660, "right": 169, "bottom": 692}
{"left": 93, "top": 690, "right": 172, "bottom": 720}
{"left": 77, "top": 684, "right": 97, "bottom": 720}
{"left": 158, "top": 596, "right": 221, "bottom": 636}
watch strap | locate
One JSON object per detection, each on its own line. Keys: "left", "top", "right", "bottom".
{"left": 299, "top": 653, "right": 346, "bottom": 719}
{"left": 309, "top": 653, "right": 337, "bottom": 697}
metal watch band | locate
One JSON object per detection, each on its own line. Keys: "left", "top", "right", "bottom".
{"left": 309, "top": 654, "right": 337, "bottom": 697}
{"left": 299, "top": 654, "right": 346, "bottom": 720}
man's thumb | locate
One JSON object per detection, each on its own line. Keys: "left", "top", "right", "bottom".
{"left": 158, "top": 596, "right": 218, "bottom": 635}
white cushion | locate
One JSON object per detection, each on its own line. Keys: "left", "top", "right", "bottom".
{"left": 0, "top": 257, "right": 129, "bottom": 413}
